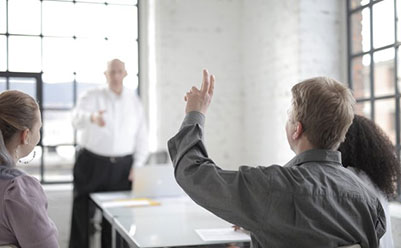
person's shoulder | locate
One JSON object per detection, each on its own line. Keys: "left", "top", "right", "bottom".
{"left": 123, "top": 88, "right": 144, "bottom": 105}
{"left": 0, "top": 166, "right": 24, "bottom": 180}
{"left": 123, "top": 87, "right": 140, "bottom": 98}
{"left": 4, "top": 173, "right": 45, "bottom": 201}
{"left": 80, "top": 85, "right": 107, "bottom": 98}
{"left": 239, "top": 164, "right": 284, "bottom": 181}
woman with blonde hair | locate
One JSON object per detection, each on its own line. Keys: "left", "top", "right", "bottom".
{"left": 0, "top": 90, "right": 58, "bottom": 247}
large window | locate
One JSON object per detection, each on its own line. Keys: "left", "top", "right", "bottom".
{"left": 347, "top": 0, "right": 400, "bottom": 196}
{"left": 0, "top": 0, "right": 139, "bottom": 183}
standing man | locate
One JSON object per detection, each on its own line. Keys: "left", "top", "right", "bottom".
{"left": 69, "top": 59, "right": 149, "bottom": 248}
{"left": 168, "top": 70, "right": 386, "bottom": 247}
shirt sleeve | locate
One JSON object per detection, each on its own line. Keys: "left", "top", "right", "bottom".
{"left": 3, "top": 175, "right": 59, "bottom": 248}
{"left": 133, "top": 101, "right": 149, "bottom": 168}
{"left": 167, "top": 111, "right": 269, "bottom": 232}
{"left": 71, "top": 91, "right": 95, "bottom": 129}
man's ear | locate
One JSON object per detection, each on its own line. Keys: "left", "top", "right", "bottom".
{"left": 19, "top": 129, "right": 29, "bottom": 145}
{"left": 292, "top": 121, "right": 303, "bottom": 140}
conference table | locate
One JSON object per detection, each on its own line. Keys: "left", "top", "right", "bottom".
{"left": 90, "top": 191, "right": 251, "bottom": 248}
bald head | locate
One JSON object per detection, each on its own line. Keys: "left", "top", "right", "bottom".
{"left": 107, "top": 59, "right": 125, "bottom": 70}
{"left": 104, "top": 58, "right": 127, "bottom": 95}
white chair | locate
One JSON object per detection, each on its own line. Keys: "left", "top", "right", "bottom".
{"left": 338, "top": 245, "right": 361, "bottom": 248}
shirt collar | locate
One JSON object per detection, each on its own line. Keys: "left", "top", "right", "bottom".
{"left": 105, "top": 86, "right": 125, "bottom": 98}
{"left": 284, "top": 149, "right": 342, "bottom": 167}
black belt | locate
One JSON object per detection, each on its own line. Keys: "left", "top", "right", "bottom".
{"left": 81, "top": 148, "right": 133, "bottom": 164}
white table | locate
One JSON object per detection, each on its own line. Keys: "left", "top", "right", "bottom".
{"left": 90, "top": 191, "right": 250, "bottom": 248}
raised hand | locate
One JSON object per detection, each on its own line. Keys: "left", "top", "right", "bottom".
{"left": 184, "top": 69, "right": 215, "bottom": 115}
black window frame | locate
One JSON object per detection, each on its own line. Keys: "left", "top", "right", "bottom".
{"left": 0, "top": 0, "right": 140, "bottom": 184}
{"left": 346, "top": 0, "right": 401, "bottom": 199}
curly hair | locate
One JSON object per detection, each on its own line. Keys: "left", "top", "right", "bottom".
{"left": 338, "top": 115, "right": 401, "bottom": 198}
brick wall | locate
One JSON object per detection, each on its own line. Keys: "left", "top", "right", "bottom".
{"left": 140, "top": 0, "right": 347, "bottom": 168}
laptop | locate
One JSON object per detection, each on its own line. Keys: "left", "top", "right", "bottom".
{"left": 132, "top": 164, "right": 185, "bottom": 198}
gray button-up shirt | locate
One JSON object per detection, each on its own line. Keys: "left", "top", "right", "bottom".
{"left": 168, "top": 111, "right": 386, "bottom": 248}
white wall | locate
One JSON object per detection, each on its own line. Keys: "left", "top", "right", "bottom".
{"left": 242, "top": 0, "right": 347, "bottom": 166}
{"left": 140, "top": 0, "right": 347, "bottom": 169}
{"left": 141, "top": 0, "right": 245, "bottom": 169}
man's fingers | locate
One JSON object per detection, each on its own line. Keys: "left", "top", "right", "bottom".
{"left": 201, "top": 69, "right": 210, "bottom": 94}
{"left": 191, "top": 86, "right": 200, "bottom": 93}
{"left": 209, "top": 75, "right": 215, "bottom": 96}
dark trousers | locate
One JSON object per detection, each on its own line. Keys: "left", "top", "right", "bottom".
{"left": 69, "top": 149, "right": 133, "bottom": 248}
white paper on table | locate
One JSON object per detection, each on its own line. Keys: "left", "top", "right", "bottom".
{"left": 95, "top": 193, "right": 130, "bottom": 201}
{"left": 101, "top": 199, "right": 152, "bottom": 208}
{"left": 195, "top": 228, "right": 251, "bottom": 242}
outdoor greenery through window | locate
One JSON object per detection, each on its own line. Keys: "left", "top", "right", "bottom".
{"left": 0, "top": 0, "right": 139, "bottom": 183}
{"left": 347, "top": 0, "right": 401, "bottom": 197}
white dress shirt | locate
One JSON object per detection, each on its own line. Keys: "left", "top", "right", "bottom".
{"left": 72, "top": 85, "right": 149, "bottom": 167}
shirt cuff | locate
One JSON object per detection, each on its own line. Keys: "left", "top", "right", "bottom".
{"left": 183, "top": 111, "right": 205, "bottom": 127}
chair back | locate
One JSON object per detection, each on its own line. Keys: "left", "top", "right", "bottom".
{"left": 338, "top": 245, "right": 361, "bottom": 248}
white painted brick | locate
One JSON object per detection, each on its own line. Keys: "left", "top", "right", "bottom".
{"left": 140, "top": 0, "right": 347, "bottom": 169}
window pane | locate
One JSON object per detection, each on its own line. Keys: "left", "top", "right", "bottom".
{"left": 43, "top": 37, "right": 75, "bottom": 74}
{"left": 75, "top": 3, "right": 106, "bottom": 38}
{"left": 77, "top": 0, "right": 104, "bottom": 3}
{"left": 16, "top": 146, "right": 42, "bottom": 181}
{"left": 375, "top": 98, "right": 396, "bottom": 145}
{"left": 351, "top": 8, "right": 371, "bottom": 54}
{"left": 42, "top": 1, "right": 75, "bottom": 37}
{"left": 43, "top": 145, "right": 74, "bottom": 182}
{"left": 0, "top": 77, "right": 6, "bottom": 91}
{"left": 398, "top": 47, "right": 401, "bottom": 92}
{"left": 105, "top": 5, "right": 137, "bottom": 38}
{"left": 398, "top": 0, "right": 401, "bottom": 42}
{"left": 77, "top": 82, "right": 103, "bottom": 98}
{"left": 9, "top": 77, "right": 36, "bottom": 99}
{"left": 108, "top": 0, "right": 137, "bottom": 4}
{"left": 351, "top": 55, "right": 371, "bottom": 99}
{"left": 350, "top": 0, "right": 369, "bottom": 9}
{"left": 0, "top": 0, "right": 6, "bottom": 33}
{"left": 8, "top": 0, "right": 41, "bottom": 35}
{"left": 373, "top": 0, "right": 395, "bottom": 49}
{"left": 355, "top": 101, "right": 371, "bottom": 119}
{"left": 8, "top": 36, "right": 41, "bottom": 72}
{"left": 75, "top": 38, "right": 107, "bottom": 83}
{"left": 43, "top": 75, "right": 74, "bottom": 108}
{"left": 0, "top": 35, "right": 6, "bottom": 71}
{"left": 42, "top": 110, "right": 74, "bottom": 146}
{"left": 79, "top": 0, "right": 137, "bottom": 4}
{"left": 374, "top": 48, "right": 395, "bottom": 97}
{"left": 105, "top": 38, "right": 138, "bottom": 89}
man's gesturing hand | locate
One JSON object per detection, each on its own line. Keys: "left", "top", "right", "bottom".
{"left": 184, "top": 69, "right": 215, "bottom": 115}
{"left": 91, "top": 110, "right": 106, "bottom": 127}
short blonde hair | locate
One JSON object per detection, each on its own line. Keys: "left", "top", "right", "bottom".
{"left": 291, "top": 77, "right": 355, "bottom": 150}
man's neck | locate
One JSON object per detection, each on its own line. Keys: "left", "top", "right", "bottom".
{"left": 109, "top": 86, "right": 123, "bottom": 95}
{"left": 294, "top": 138, "right": 316, "bottom": 155}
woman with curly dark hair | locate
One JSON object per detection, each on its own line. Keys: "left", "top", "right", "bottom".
{"left": 338, "top": 114, "right": 401, "bottom": 248}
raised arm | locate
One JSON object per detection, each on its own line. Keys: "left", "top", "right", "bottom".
{"left": 72, "top": 91, "right": 104, "bottom": 129}
{"left": 168, "top": 70, "right": 269, "bottom": 231}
